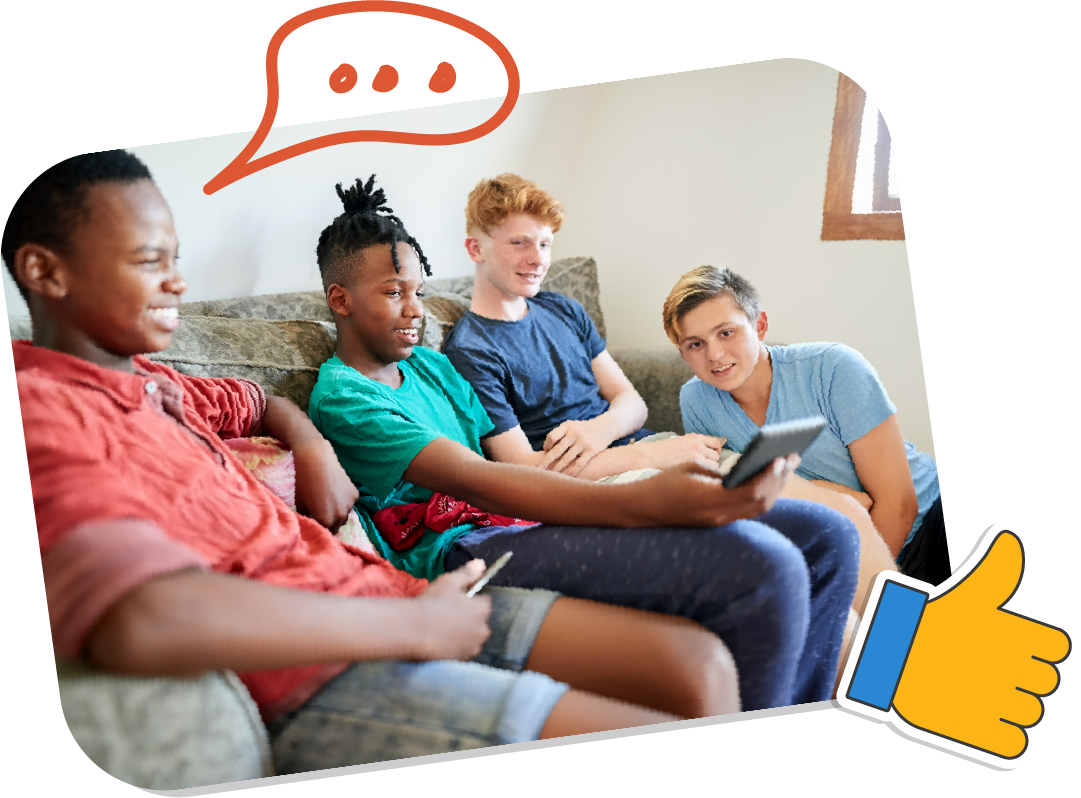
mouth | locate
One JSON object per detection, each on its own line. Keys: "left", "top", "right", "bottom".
{"left": 147, "top": 306, "right": 180, "bottom": 332}
{"left": 711, "top": 363, "right": 736, "bottom": 378}
{"left": 516, "top": 272, "right": 543, "bottom": 283}
{"left": 394, "top": 326, "right": 420, "bottom": 344}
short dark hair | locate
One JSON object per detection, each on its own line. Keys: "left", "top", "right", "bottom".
{"left": 315, "top": 175, "right": 431, "bottom": 291}
{"left": 2, "top": 150, "right": 154, "bottom": 301}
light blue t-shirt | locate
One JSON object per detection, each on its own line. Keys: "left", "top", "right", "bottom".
{"left": 308, "top": 347, "right": 495, "bottom": 580}
{"left": 679, "top": 342, "right": 939, "bottom": 553}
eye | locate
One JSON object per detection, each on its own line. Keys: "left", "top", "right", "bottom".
{"left": 416, "top": 290, "right": 426, "bottom": 299}
{"left": 720, "top": 329, "right": 733, "bottom": 337}
{"left": 386, "top": 289, "right": 401, "bottom": 298}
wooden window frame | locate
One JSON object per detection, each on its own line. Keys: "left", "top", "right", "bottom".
{"left": 821, "top": 74, "right": 905, "bottom": 241}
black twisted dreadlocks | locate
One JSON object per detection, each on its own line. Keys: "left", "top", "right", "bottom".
{"left": 315, "top": 175, "right": 431, "bottom": 290}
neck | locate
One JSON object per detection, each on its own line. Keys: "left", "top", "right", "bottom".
{"left": 469, "top": 274, "right": 531, "bottom": 322}
{"left": 333, "top": 326, "right": 403, "bottom": 388}
{"left": 31, "top": 314, "right": 137, "bottom": 374}
{"left": 729, "top": 343, "right": 772, "bottom": 408}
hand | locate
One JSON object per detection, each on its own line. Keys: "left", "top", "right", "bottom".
{"left": 413, "top": 560, "right": 493, "bottom": 661}
{"left": 292, "top": 439, "right": 360, "bottom": 533}
{"left": 632, "top": 454, "right": 799, "bottom": 527}
{"left": 540, "top": 418, "right": 618, "bottom": 476}
{"left": 638, "top": 433, "right": 728, "bottom": 470}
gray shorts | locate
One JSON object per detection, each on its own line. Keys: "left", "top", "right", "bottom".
{"left": 269, "top": 586, "right": 566, "bottom": 774}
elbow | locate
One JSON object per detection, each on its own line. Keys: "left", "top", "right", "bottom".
{"left": 85, "top": 579, "right": 202, "bottom": 677}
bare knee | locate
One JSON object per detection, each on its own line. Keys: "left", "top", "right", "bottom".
{"left": 665, "top": 625, "right": 741, "bottom": 718}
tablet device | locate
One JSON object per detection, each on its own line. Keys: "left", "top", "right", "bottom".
{"left": 721, "top": 417, "right": 827, "bottom": 489}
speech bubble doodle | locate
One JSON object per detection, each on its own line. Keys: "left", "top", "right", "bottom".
{"left": 203, "top": 2, "right": 519, "bottom": 195}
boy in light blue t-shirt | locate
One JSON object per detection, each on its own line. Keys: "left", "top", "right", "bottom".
{"left": 663, "top": 265, "right": 949, "bottom": 586}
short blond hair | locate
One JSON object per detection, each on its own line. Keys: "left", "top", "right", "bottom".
{"left": 464, "top": 173, "right": 565, "bottom": 235}
{"left": 662, "top": 265, "right": 762, "bottom": 345}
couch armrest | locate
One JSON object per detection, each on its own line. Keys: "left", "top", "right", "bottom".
{"left": 609, "top": 347, "right": 693, "bottom": 435}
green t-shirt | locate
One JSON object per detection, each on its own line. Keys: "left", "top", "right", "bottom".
{"left": 308, "top": 347, "right": 495, "bottom": 580}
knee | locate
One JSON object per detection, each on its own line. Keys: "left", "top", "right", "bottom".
{"left": 665, "top": 625, "right": 742, "bottom": 718}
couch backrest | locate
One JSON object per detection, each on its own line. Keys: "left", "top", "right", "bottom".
{"left": 7, "top": 257, "right": 605, "bottom": 412}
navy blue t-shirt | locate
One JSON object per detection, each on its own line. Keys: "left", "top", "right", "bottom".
{"left": 443, "top": 292, "right": 610, "bottom": 451}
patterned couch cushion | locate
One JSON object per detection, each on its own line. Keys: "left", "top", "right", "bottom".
{"left": 57, "top": 657, "right": 272, "bottom": 789}
{"left": 147, "top": 317, "right": 336, "bottom": 412}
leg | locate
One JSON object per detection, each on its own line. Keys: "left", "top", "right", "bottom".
{"left": 448, "top": 520, "right": 816, "bottom": 712}
{"left": 781, "top": 475, "right": 897, "bottom": 613}
{"left": 525, "top": 596, "right": 740, "bottom": 718}
{"left": 749, "top": 499, "right": 861, "bottom": 704}
{"left": 540, "top": 690, "right": 676, "bottom": 738}
{"left": 269, "top": 659, "right": 673, "bottom": 773}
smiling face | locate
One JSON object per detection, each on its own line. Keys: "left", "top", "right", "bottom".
{"left": 18, "top": 179, "right": 185, "bottom": 369}
{"left": 330, "top": 241, "right": 425, "bottom": 382}
{"left": 676, "top": 292, "right": 768, "bottom": 393}
{"left": 467, "top": 212, "right": 554, "bottom": 301}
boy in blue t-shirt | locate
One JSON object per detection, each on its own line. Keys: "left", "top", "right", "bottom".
{"left": 662, "top": 264, "right": 949, "bottom": 586}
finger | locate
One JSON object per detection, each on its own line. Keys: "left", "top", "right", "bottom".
{"left": 445, "top": 559, "right": 487, "bottom": 588}
{"left": 702, "top": 436, "right": 726, "bottom": 452}
{"left": 552, "top": 445, "right": 583, "bottom": 474}
{"left": 541, "top": 438, "right": 574, "bottom": 470}
{"left": 939, "top": 531, "right": 1025, "bottom": 612}
{"left": 565, "top": 448, "right": 600, "bottom": 477}
{"left": 543, "top": 426, "right": 567, "bottom": 453}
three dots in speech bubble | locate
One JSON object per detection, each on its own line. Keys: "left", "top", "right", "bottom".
{"left": 329, "top": 61, "right": 456, "bottom": 94}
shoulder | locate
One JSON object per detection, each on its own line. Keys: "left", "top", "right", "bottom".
{"left": 680, "top": 375, "right": 707, "bottom": 397}
{"left": 310, "top": 357, "right": 384, "bottom": 414}
{"left": 442, "top": 311, "right": 493, "bottom": 355}
{"left": 772, "top": 342, "right": 872, "bottom": 373}
{"left": 533, "top": 291, "right": 586, "bottom": 319}
{"left": 408, "top": 345, "right": 457, "bottom": 374}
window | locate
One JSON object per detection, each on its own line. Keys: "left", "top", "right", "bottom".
{"left": 821, "top": 73, "right": 905, "bottom": 241}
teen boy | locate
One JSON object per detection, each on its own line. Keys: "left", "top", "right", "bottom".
{"left": 663, "top": 265, "right": 949, "bottom": 585}
{"left": 442, "top": 173, "right": 725, "bottom": 478}
{"left": 6, "top": 151, "right": 776, "bottom": 777}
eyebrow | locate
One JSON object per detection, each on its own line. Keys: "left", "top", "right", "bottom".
{"left": 129, "top": 245, "right": 174, "bottom": 255}
{"left": 681, "top": 322, "right": 738, "bottom": 342}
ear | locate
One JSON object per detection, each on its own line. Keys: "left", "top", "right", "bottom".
{"left": 463, "top": 235, "right": 484, "bottom": 265}
{"left": 13, "top": 244, "right": 69, "bottom": 301}
{"left": 755, "top": 311, "right": 769, "bottom": 341}
{"left": 326, "top": 283, "right": 351, "bottom": 318}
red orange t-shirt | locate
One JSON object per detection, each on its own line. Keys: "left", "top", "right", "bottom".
{"left": 15, "top": 341, "right": 427, "bottom": 721}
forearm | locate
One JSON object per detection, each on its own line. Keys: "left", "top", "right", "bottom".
{"left": 868, "top": 500, "right": 919, "bottom": 560}
{"left": 261, "top": 395, "right": 330, "bottom": 451}
{"left": 412, "top": 441, "right": 644, "bottom": 526}
{"left": 485, "top": 432, "right": 650, "bottom": 481}
{"left": 87, "top": 569, "right": 431, "bottom": 677}
{"left": 595, "top": 390, "right": 648, "bottom": 443}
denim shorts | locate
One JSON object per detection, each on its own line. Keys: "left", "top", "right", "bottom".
{"left": 268, "top": 586, "right": 566, "bottom": 774}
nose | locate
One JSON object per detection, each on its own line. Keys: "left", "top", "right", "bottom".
{"left": 162, "top": 266, "right": 188, "bottom": 297}
{"left": 403, "top": 290, "right": 425, "bottom": 319}
{"left": 706, "top": 339, "right": 727, "bottom": 361}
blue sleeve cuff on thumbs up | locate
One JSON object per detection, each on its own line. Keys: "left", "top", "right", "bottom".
{"left": 847, "top": 580, "right": 929, "bottom": 711}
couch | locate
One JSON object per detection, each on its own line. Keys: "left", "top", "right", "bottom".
{"left": 12, "top": 256, "right": 694, "bottom": 789}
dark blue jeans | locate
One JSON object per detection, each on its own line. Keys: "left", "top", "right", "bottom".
{"left": 446, "top": 498, "right": 859, "bottom": 712}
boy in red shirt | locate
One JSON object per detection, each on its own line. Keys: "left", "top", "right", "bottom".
{"left": 6, "top": 151, "right": 766, "bottom": 776}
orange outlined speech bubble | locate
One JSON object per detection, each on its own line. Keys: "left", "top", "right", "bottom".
{"left": 203, "top": 2, "right": 519, "bottom": 195}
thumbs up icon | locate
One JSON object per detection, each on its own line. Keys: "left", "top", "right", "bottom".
{"left": 837, "top": 528, "right": 1071, "bottom": 765}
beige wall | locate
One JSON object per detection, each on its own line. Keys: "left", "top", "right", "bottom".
{"left": 2, "top": 58, "right": 933, "bottom": 454}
